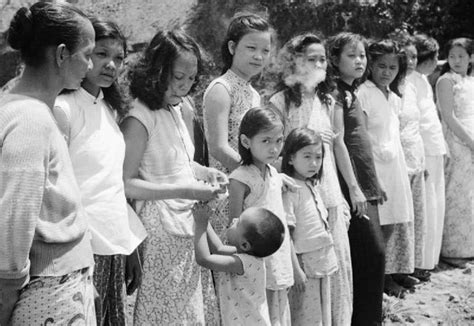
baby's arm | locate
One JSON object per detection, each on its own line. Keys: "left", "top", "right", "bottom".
{"left": 193, "top": 204, "right": 244, "bottom": 274}
{"left": 228, "top": 179, "right": 248, "bottom": 226}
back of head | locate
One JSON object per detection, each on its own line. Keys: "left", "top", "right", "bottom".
{"left": 367, "top": 39, "right": 407, "bottom": 97}
{"left": 243, "top": 207, "right": 285, "bottom": 258}
{"left": 221, "top": 12, "right": 271, "bottom": 74}
{"left": 414, "top": 34, "right": 439, "bottom": 65}
{"left": 238, "top": 106, "right": 284, "bottom": 165}
{"left": 128, "top": 29, "right": 202, "bottom": 110}
{"left": 7, "top": 2, "right": 88, "bottom": 67}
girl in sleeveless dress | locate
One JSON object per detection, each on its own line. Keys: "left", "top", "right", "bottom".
{"left": 121, "top": 29, "right": 227, "bottom": 325}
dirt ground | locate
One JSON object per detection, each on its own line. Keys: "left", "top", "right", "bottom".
{"left": 125, "top": 259, "right": 473, "bottom": 325}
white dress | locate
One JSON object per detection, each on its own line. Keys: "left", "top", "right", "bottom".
{"left": 358, "top": 80, "right": 415, "bottom": 274}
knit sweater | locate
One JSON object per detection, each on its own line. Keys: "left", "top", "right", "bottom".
{"left": 0, "top": 94, "right": 94, "bottom": 291}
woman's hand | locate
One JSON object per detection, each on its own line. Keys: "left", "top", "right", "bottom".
{"left": 280, "top": 173, "right": 301, "bottom": 193}
{"left": 192, "top": 202, "right": 213, "bottom": 227}
{"left": 186, "top": 182, "right": 225, "bottom": 202}
{"left": 378, "top": 187, "right": 388, "bottom": 205}
{"left": 349, "top": 186, "right": 367, "bottom": 217}
{"left": 125, "top": 249, "right": 142, "bottom": 295}
{"left": 205, "top": 167, "right": 229, "bottom": 188}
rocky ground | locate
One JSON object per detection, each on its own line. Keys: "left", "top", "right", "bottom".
{"left": 126, "top": 259, "right": 474, "bottom": 325}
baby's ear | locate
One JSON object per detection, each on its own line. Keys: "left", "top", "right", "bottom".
{"left": 239, "top": 239, "right": 252, "bottom": 253}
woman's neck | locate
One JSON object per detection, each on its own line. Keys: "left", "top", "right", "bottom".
{"left": 340, "top": 76, "right": 355, "bottom": 86}
{"left": 81, "top": 78, "right": 101, "bottom": 98}
{"left": 11, "top": 66, "right": 62, "bottom": 109}
{"left": 374, "top": 82, "right": 390, "bottom": 99}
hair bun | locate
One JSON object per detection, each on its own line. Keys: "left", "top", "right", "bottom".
{"left": 7, "top": 7, "right": 34, "bottom": 50}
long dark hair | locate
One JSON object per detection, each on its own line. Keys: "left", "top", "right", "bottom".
{"left": 221, "top": 13, "right": 271, "bottom": 74}
{"left": 281, "top": 127, "right": 324, "bottom": 181}
{"left": 129, "top": 29, "right": 203, "bottom": 110}
{"left": 7, "top": 2, "right": 89, "bottom": 67}
{"left": 367, "top": 39, "right": 407, "bottom": 97}
{"left": 238, "top": 106, "right": 284, "bottom": 166}
{"left": 90, "top": 18, "right": 130, "bottom": 118}
{"left": 272, "top": 32, "right": 334, "bottom": 110}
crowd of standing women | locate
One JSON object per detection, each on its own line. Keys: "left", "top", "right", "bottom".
{"left": 0, "top": 2, "right": 472, "bottom": 326}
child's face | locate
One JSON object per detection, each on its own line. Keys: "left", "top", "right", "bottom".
{"left": 405, "top": 45, "right": 418, "bottom": 75}
{"left": 229, "top": 31, "right": 271, "bottom": 80}
{"left": 226, "top": 211, "right": 254, "bottom": 251}
{"left": 336, "top": 41, "right": 366, "bottom": 83}
{"left": 370, "top": 53, "right": 399, "bottom": 89}
{"left": 164, "top": 51, "right": 198, "bottom": 106}
{"left": 289, "top": 143, "right": 323, "bottom": 181}
{"left": 241, "top": 126, "right": 284, "bottom": 167}
{"left": 448, "top": 45, "right": 470, "bottom": 76}
{"left": 83, "top": 38, "right": 124, "bottom": 91}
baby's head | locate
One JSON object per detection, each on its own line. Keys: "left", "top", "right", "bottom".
{"left": 226, "top": 207, "right": 284, "bottom": 258}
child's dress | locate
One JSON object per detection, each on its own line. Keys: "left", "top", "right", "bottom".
{"left": 271, "top": 91, "right": 353, "bottom": 326}
{"left": 436, "top": 72, "right": 474, "bottom": 258}
{"left": 284, "top": 178, "right": 338, "bottom": 326}
{"left": 400, "top": 73, "right": 428, "bottom": 269}
{"left": 203, "top": 69, "right": 261, "bottom": 235}
{"left": 127, "top": 100, "right": 217, "bottom": 325}
{"left": 218, "top": 253, "right": 270, "bottom": 325}
{"left": 358, "top": 80, "right": 415, "bottom": 274}
{"left": 229, "top": 164, "right": 293, "bottom": 325}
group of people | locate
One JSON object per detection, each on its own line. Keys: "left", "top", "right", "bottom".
{"left": 0, "top": 2, "right": 473, "bottom": 326}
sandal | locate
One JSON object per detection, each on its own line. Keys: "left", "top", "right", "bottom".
{"left": 392, "top": 273, "right": 420, "bottom": 289}
{"left": 411, "top": 268, "right": 431, "bottom": 282}
{"left": 384, "top": 275, "right": 407, "bottom": 299}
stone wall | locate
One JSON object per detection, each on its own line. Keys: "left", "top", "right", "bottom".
{"left": 0, "top": 0, "right": 197, "bottom": 86}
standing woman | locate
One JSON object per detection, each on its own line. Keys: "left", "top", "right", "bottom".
{"left": 54, "top": 19, "right": 147, "bottom": 325}
{"left": 0, "top": 2, "right": 96, "bottom": 325}
{"left": 436, "top": 38, "right": 474, "bottom": 267}
{"left": 121, "top": 29, "right": 226, "bottom": 325}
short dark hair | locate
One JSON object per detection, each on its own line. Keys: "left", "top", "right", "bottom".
{"left": 367, "top": 39, "right": 407, "bottom": 97}
{"left": 238, "top": 106, "right": 284, "bottom": 166}
{"left": 243, "top": 208, "right": 285, "bottom": 258}
{"left": 128, "top": 29, "right": 203, "bottom": 110}
{"left": 413, "top": 34, "right": 439, "bottom": 65}
{"left": 221, "top": 12, "right": 271, "bottom": 74}
{"left": 281, "top": 127, "right": 324, "bottom": 181}
{"left": 7, "top": 2, "right": 89, "bottom": 67}
{"left": 327, "top": 32, "right": 368, "bottom": 88}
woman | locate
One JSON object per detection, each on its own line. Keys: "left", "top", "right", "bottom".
{"left": 0, "top": 2, "right": 96, "bottom": 325}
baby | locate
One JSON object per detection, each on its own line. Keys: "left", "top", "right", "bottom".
{"left": 193, "top": 205, "right": 284, "bottom": 326}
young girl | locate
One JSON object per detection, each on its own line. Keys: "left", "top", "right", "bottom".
{"left": 357, "top": 39, "right": 415, "bottom": 297}
{"left": 54, "top": 19, "right": 147, "bottom": 325}
{"left": 203, "top": 13, "right": 272, "bottom": 235}
{"left": 228, "top": 106, "right": 294, "bottom": 325}
{"left": 327, "top": 32, "right": 386, "bottom": 325}
{"left": 412, "top": 34, "right": 447, "bottom": 271}
{"left": 193, "top": 204, "right": 285, "bottom": 326}
{"left": 0, "top": 3, "right": 96, "bottom": 324}
{"left": 269, "top": 33, "right": 354, "bottom": 325}
{"left": 436, "top": 38, "right": 474, "bottom": 267}
{"left": 281, "top": 128, "right": 338, "bottom": 326}
{"left": 121, "top": 29, "right": 227, "bottom": 325}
